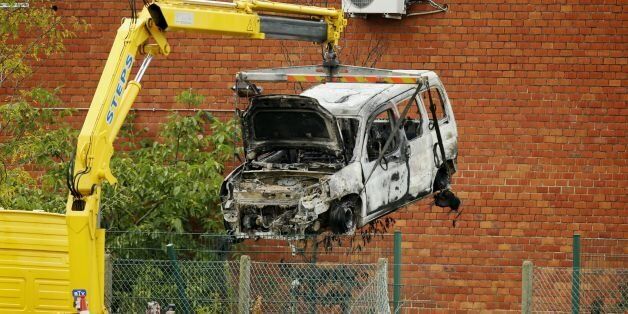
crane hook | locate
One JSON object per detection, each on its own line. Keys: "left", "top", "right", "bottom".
{"left": 322, "top": 43, "right": 340, "bottom": 78}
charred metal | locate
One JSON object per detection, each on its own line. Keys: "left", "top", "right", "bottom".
{"left": 221, "top": 73, "right": 459, "bottom": 238}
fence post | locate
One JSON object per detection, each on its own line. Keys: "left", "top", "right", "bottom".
{"left": 378, "top": 257, "right": 388, "bottom": 280}
{"left": 104, "top": 254, "right": 112, "bottom": 312}
{"left": 571, "top": 234, "right": 581, "bottom": 314}
{"left": 378, "top": 258, "right": 389, "bottom": 312}
{"left": 238, "top": 255, "right": 251, "bottom": 314}
{"left": 393, "top": 230, "right": 402, "bottom": 313}
{"left": 521, "top": 260, "right": 533, "bottom": 314}
{"left": 167, "top": 243, "right": 191, "bottom": 314}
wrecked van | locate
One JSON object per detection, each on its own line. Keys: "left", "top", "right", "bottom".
{"left": 221, "top": 71, "right": 458, "bottom": 237}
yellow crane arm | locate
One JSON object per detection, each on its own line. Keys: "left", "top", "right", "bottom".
{"left": 65, "top": 1, "right": 345, "bottom": 312}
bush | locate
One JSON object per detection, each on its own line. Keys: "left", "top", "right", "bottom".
{"left": 0, "top": 88, "right": 76, "bottom": 212}
{"left": 1, "top": 88, "right": 240, "bottom": 260}
{"left": 102, "top": 90, "right": 240, "bottom": 259}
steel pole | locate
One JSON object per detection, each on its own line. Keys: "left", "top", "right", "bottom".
{"left": 167, "top": 244, "right": 191, "bottom": 314}
{"left": 393, "top": 230, "right": 402, "bottom": 313}
{"left": 571, "top": 234, "right": 581, "bottom": 314}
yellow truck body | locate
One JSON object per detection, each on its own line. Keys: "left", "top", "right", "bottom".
{"left": 0, "top": 1, "right": 347, "bottom": 311}
{"left": 0, "top": 210, "right": 72, "bottom": 313}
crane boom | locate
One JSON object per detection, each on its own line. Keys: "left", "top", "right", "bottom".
{"left": 65, "top": 1, "right": 345, "bottom": 311}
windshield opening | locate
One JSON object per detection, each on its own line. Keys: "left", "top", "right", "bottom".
{"left": 252, "top": 111, "right": 331, "bottom": 141}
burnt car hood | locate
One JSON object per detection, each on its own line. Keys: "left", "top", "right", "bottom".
{"left": 242, "top": 95, "right": 344, "bottom": 157}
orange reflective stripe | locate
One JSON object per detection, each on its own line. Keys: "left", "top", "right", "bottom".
{"left": 287, "top": 75, "right": 325, "bottom": 82}
{"left": 348, "top": 76, "right": 420, "bottom": 83}
{"left": 381, "top": 77, "right": 420, "bottom": 83}
{"left": 286, "top": 75, "right": 421, "bottom": 84}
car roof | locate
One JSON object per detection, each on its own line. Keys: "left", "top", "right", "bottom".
{"left": 300, "top": 70, "right": 440, "bottom": 117}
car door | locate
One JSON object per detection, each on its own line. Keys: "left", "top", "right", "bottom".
{"left": 393, "top": 92, "right": 435, "bottom": 198}
{"left": 420, "top": 83, "right": 458, "bottom": 169}
{"left": 361, "top": 106, "right": 409, "bottom": 215}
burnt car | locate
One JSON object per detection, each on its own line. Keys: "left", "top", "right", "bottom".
{"left": 221, "top": 71, "right": 458, "bottom": 237}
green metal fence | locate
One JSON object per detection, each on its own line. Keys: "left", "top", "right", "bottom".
{"left": 247, "top": 259, "right": 389, "bottom": 313}
{"left": 531, "top": 266, "right": 628, "bottom": 313}
{"left": 104, "top": 231, "right": 626, "bottom": 313}
{"left": 105, "top": 255, "right": 390, "bottom": 313}
{"left": 106, "top": 258, "right": 240, "bottom": 313}
{"left": 522, "top": 236, "right": 627, "bottom": 314}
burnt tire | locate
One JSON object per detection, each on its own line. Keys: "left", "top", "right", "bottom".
{"left": 329, "top": 199, "right": 356, "bottom": 234}
{"left": 433, "top": 166, "right": 451, "bottom": 191}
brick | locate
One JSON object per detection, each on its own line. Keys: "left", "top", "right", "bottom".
{"left": 2, "top": 0, "right": 626, "bottom": 312}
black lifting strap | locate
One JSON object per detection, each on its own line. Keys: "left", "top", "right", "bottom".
{"left": 426, "top": 80, "right": 450, "bottom": 177}
{"left": 427, "top": 81, "right": 462, "bottom": 227}
{"left": 362, "top": 82, "right": 423, "bottom": 188}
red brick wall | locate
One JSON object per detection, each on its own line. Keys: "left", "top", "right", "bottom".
{"left": 7, "top": 0, "right": 627, "bottom": 311}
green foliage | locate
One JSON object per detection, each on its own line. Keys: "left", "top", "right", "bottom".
{"left": 175, "top": 88, "right": 205, "bottom": 108}
{"left": 0, "top": 0, "right": 85, "bottom": 209}
{"left": 0, "top": 88, "right": 76, "bottom": 212}
{"left": 103, "top": 90, "right": 241, "bottom": 259}
{"left": 111, "top": 260, "right": 236, "bottom": 313}
{"left": 1, "top": 87, "right": 240, "bottom": 260}
{"left": 0, "top": 0, "right": 87, "bottom": 88}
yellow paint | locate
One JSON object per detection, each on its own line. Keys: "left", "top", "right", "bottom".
{"left": 159, "top": 4, "right": 265, "bottom": 39}
{"left": 0, "top": 210, "right": 73, "bottom": 313}
{"left": 0, "top": 1, "right": 346, "bottom": 313}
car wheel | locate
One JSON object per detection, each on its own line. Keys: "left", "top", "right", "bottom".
{"left": 329, "top": 199, "right": 356, "bottom": 234}
{"left": 433, "top": 166, "right": 450, "bottom": 191}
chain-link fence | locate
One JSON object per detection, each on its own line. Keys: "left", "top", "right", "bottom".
{"left": 581, "top": 238, "right": 628, "bottom": 269}
{"left": 526, "top": 237, "right": 628, "bottom": 313}
{"left": 106, "top": 259, "right": 241, "bottom": 313}
{"left": 105, "top": 256, "right": 389, "bottom": 313}
{"left": 394, "top": 264, "right": 522, "bottom": 313}
{"left": 247, "top": 260, "right": 389, "bottom": 313}
{"left": 532, "top": 267, "right": 628, "bottom": 313}
{"left": 104, "top": 231, "right": 626, "bottom": 313}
